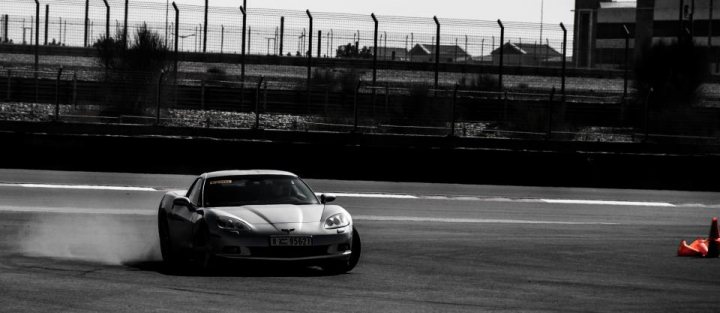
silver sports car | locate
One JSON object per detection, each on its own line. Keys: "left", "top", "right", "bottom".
{"left": 157, "top": 170, "right": 361, "bottom": 273}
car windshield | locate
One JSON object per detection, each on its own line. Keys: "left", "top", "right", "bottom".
{"left": 203, "top": 175, "right": 319, "bottom": 207}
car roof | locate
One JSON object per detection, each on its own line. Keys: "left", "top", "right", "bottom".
{"left": 202, "top": 170, "right": 298, "bottom": 179}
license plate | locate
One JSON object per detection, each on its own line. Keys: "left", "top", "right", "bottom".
{"left": 270, "top": 236, "right": 312, "bottom": 247}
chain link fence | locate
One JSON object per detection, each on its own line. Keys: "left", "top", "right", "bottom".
{"left": 1, "top": 0, "right": 719, "bottom": 143}
{"left": 1, "top": 67, "right": 719, "bottom": 144}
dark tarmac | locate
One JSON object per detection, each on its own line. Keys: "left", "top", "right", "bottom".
{"left": 1, "top": 169, "right": 719, "bottom": 312}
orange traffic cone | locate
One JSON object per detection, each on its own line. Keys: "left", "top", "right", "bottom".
{"left": 689, "top": 238, "right": 709, "bottom": 256}
{"left": 707, "top": 217, "right": 719, "bottom": 258}
{"left": 678, "top": 240, "right": 702, "bottom": 257}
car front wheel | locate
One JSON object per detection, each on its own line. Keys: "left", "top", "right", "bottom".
{"left": 324, "top": 227, "right": 361, "bottom": 274}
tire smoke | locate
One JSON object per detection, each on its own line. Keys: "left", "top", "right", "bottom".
{"left": 17, "top": 213, "right": 161, "bottom": 265}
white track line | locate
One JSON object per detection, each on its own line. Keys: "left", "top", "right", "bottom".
{"left": 353, "top": 215, "right": 619, "bottom": 225}
{"left": 0, "top": 206, "right": 154, "bottom": 215}
{"left": 327, "top": 192, "right": 418, "bottom": 199}
{"left": 0, "top": 183, "right": 685, "bottom": 207}
{"left": 0, "top": 207, "right": 618, "bottom": 225}
{"left": 540, "top": 199, "right": 675, "bottom": 207}
{"left": 0, "top": 183, "right": 157, "bottom": 192}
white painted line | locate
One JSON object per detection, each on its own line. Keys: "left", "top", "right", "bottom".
{"left": 540, "top": 199, "right": 675, "bottom": 207}
{"left": 0, "top": 206, "right": 619, "bottom": 225}
{"left": 330, "top": 192, "right": 418, "bottom": 199}
{"left": 0, "top": 182, "right": 688, "bottom": 207}
{"left": 0, "top": 183, "right": 158, "bottom": 192}
{"left": 0, "top": 206, "right": 155, "bottom": 215}
{"left": 330, "top": 193, "right": 678, "bottom": 207}
{"left": 353, "top": 215, "right": 620, "bottom": 225}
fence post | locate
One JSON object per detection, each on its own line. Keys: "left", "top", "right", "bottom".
{"left": 203, "top": 0, "right": 208, "bottom": 52}
{"left": 123, "top": 0, "right": 128, "bottom": 48}
{"left": 240, "top": 0, "right": 246, "bottom": 81}
{"left": 279, "top": 16, "right": 284, "bottom": 56}
{"left": 33, "top": 0, "right": 39, "bottom": 103}
{"left": 263, "top": 81, "right": 267, "bottom": 112}
{"left": 560, "top": 23, "right": 567, "bottom": 96}
{"left": 5, "top": 70, "right": 10, "bottom": 101}
{"left": 644, "top": 88, "right": 652, "bottom": 142}
{"left": 72, "top": 72, "right": 77, "bottom": 107}
{"left": 102, "top": 0, "right": 109, "bottom": 40}
{"left": 497, "top": 19, "right": 504, "bottom": 92}
{"left": 44, "top": 4, "right": 48, "bottom": 45}
{"left": 55, "top": 67, "right": 63, "bottom": 121}
{"left": 384, "top": 82, "right": 389, "bottom": 117}
{"left": 200, "top": 80, "right": 205, "bottom": 110}
{"left": 83, "top": 0, "right": 89, "bottom": 47}
{"left": 502, "top": 91, "right": 508, "bottom": 125}
{"left": 371, "top": 13, "right": 378, "bottom": 88}
{"left": 255, "top": 76, "right": 264, "bottom": 130}
{"left": 317, "top": 30, "right": 321, "bottom": 57}
{"left": 546, "top": 87, "right": 555, "bottom": 140}
{"left": 220, "top": 25, "right": 224, "bottom": 54}
{"left": 156, "top": 72, "right": 165, "bottom": 126}
{"left": 450, "top": 84, "right": 458, "bottom": 137}
{"left": 34, "top": 0, "right": 39, "bottom": 74}
{"left": 172, "top": 2, "right": 179, "bottom": 80}
{"left": 324, "top": 85, "right": 329, "bottom": 116}
{"left": 711, "top": 0, "right": 715, "bottom": 47}
{"left": 3, "top": 15, "right": 7, "bottom": 43}
{"left": 353, "top": 80, "right": 361, "bottom": 133}
{"left": 623, "top": 24, "right": 630, "bottom": 100}
{"left": 306, "top": 10, "right": 313, "bottom": 113}
{"left": 433, "top": 16, "right": 440, "bottom": 90}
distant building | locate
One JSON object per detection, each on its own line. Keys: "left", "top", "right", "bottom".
{"left": 490, "top": 43, "right": 562, "bottom": 66}
{"left": 371, "top": 47, "right": 409, "bottom": 61}
{"left": 574, "top": 0, "right": 637, "bottom": 68}
{"left": 472, "top": 55, "right": 494, "bottom": 63}
{"left": 574, "top": 0, "right": 720, "bottom": 70}
{"left": 408, "top": 44, "right": 471, "bottom": 63}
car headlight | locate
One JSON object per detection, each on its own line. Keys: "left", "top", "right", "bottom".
{"left": 216, "top": 217, "right": 250, "bottom": 232}
{"left": 324, "top": 213, "right": 350, "bottom": 229}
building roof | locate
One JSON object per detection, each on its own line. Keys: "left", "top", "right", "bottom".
{"left": 409, "top": 44, "right": 470, "bottom": 57}
{"left": 491, "top": 43, "right": 562, "bottom": 58}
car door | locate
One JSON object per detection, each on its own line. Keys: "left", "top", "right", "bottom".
{"left": 169, "top": 178, "right": 203, "bottom": 249}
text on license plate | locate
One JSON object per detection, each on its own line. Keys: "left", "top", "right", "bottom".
{"left": 270, "top": 236, "right": 313, "bottom": 247}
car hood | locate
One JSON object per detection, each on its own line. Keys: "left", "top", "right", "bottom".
{"left": 210, "top": 204, "right": 324, "bottom": 224}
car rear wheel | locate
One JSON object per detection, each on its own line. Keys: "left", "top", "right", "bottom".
{"left": 158, "top": 212, "right": 181, "bottom": 268}
{"left": 324, "top": 227, "right": 361, "bottom": 274}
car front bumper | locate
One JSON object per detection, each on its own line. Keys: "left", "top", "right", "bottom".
{"left": 209, "top": 229, "right": 353, "bottom": 262}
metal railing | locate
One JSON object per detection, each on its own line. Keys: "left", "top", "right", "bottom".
{"left": 1, "top": 67, "right": 719, "bottom": 145}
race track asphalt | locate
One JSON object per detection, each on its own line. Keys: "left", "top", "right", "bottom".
{"left": 1, "top": 169, "right": 720, "bottom": 312}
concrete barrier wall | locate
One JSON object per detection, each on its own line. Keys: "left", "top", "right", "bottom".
{"left": 2, "top": 122, "right": 719, "bottom": 191}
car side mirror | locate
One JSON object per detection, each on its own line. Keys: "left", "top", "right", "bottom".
{"left": 320, "top": 193, "right": 336, "bottom": 204}
{"left": 173, "top": 197, "right": 192, "bottom": 208}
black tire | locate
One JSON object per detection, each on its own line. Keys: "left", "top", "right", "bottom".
{"left": 158, "top": 212, "right": 181, "bottom": 268}
{"left": 324, "top": 227, "right": 362, "bottom": 274}
{"left": 193, "top": 223, "right": 217, "bottom": 272}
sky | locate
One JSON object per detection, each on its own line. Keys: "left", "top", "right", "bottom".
{"left": 170, "top": 0, "right": 578, "bottom": 24}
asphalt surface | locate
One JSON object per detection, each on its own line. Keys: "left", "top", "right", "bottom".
{"left": 1, "top": 169, "right": 720, "bottom": 312}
